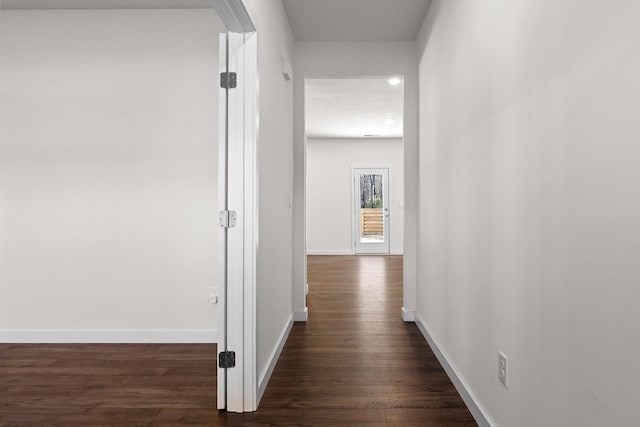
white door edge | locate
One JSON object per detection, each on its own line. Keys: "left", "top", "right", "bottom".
{"left": 216, "top": 33, "right": 228, "bottom": 411}
{"left": 215, "top": 0, "right": 258, "bottom": 414}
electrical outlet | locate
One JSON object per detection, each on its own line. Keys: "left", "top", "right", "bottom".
{"left": 498, "top": 351, "right": 508, "bottom": 388}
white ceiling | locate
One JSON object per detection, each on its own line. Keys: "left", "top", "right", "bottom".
{"left": 306, "top": 78, "right": 403, "bottom": 139}
{"left": 283, "top": 0, "right": 431, "bottom": 42}
{"left": 0, "top": 0, "right": 212, "bottom": 8}
{"left": 2, "top": 0, "right": 433, "bottom": 40}
{"left": 289, "top": 1, "right": 427, "bottom": 139}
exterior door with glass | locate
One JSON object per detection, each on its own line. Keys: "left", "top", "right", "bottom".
{"left": 353, "top": 168, "right": 390, "bottom": 254}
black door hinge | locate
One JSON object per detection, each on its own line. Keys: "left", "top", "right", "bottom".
{"left": 218, "top": 351, "right": 236, "bottom": 368}
{"left": 220, "top": 72, "right": 237, "bottom": 89}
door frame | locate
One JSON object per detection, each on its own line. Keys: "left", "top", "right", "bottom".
{"left": 213, "top": 0, "right": 258, "bottom": 414}
{"left": 300, "top": 74, "right": 412, "bottom": 325}
{"left": 351, "top": 164, "right": 392, "bottom": 255}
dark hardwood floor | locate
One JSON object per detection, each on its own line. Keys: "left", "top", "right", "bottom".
{"left": 0, "top": 255, "right": 475, "bottom": 426}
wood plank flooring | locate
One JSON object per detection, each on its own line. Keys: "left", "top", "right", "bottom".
{"left": 0, "top": 255, "right": 475, "bottom": 426}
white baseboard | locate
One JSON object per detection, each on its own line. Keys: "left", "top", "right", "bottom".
{"left": 401, "top": 307, "right": 415, "bottom": 322}
{"left": 414, "top": 314, "right": 494, "bottom": 427}
{"left": 294, "top": 307, "right": 308, "bottom": 322}
{"left": 307, "top": 249, "right": 404, "bottom": 256}
{"left": 0, "top": 330, "right": 218, "bottom": 344}
{"left": 306, "top": 249, "right": 354, "bottom": 255}
{"left": 257, "top": 313, "right": 293, "bottom": 404}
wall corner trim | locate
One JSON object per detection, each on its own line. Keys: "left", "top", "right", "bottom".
{"left": 401, "top": 307, "right": 415, "bottom": 322}
{"left": 415, "top": 314, "right": 495, "bottom": 427}
{"left": 257, "top": 313, "right": 294, "bottom": 404}
{"left": 0, "top": 330, "right": 218, "bottom": 344}
{"left": 293, "top": 308, "right": 309, "bottom": 322}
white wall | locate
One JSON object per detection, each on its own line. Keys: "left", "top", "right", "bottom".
{"left": 417, "top": 1, "right": 640, "bottom": 425}
{"left": 306, "top": 138, "right": 404, "bottom": 255}
{"left": 243, "top": 0, "right": 295, "bottom": 393}
{"left": 0, "top": 10, "right": 223, "bottom": 342}
{"left": 294, "top": 41, "right": 419, "bottom": 319}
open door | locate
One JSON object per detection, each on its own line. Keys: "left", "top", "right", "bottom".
{"left": 213, "top": 0, "right": 258, "bottom": 414}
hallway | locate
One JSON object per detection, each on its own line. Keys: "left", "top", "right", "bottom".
{"left": 239, "top": 255, "right": 476, "bottom": 425}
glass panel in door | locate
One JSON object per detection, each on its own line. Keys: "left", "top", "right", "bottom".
{"left": 354, "top": 168, "right": 390, "bottom": 254}
{"left": 359, "top": 174, "right": 385, "bottom": 243}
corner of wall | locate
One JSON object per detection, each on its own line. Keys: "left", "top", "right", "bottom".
{"left": 257, "top": 313, "right": 293, "bottom": 403}
{"left": 414, "top": 314, "right": 493, "bottom": 427}
{"left": 400, "top": 307, "right": 415, "bottom": 322}
{"left": 293, "top": 307, "right": 308, "bottom": 322}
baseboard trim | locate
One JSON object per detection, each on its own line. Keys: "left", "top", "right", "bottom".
{"left": 257, "top": 313, "right": 293, "bottom": 404}
{"left": 293, "top": 307, "right": 308, "bottom": 322}
{"left": 401, "top": 307, "right": 415, "bottom": 322}
{"left": 415, "top": 314, "right": 494, "bottom": 427}
{"left": 391, "top": 249, "right": 404, "bottom": 255}
{"left": 306, "top": 249, "right": 354, "bottom": 255}
{"left": 0, "top": 330, "right": 218, "bottom": 344}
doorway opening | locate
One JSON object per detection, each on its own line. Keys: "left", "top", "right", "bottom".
{"left": 0, "top": 0, "right": 258, "bottom": 416}
{"left": 304, "top": 75, "right": 405, "bottom": 316}
{"left": 304, "top": 77, "right": 405, "bottom": 258}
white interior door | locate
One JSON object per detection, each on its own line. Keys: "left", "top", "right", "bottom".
{"left": 213, "top": 0, "right": 257, "bottom": 414}
{"left": 217, "top": 32, "right": 229, "bottom": 412}
{"left": 354, "top": 168, "right": 390, "bottom": 254}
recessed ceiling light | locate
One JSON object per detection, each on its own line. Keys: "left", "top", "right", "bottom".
{"left": 388, "top": 77, "right": 401, "bottom": 86}
{"left": 384, "top": 118, "right": 395, "bottom": 125}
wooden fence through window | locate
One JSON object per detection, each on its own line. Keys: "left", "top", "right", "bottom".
{"left": 361, "top": 208, "right": 383, "bottom": 236}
